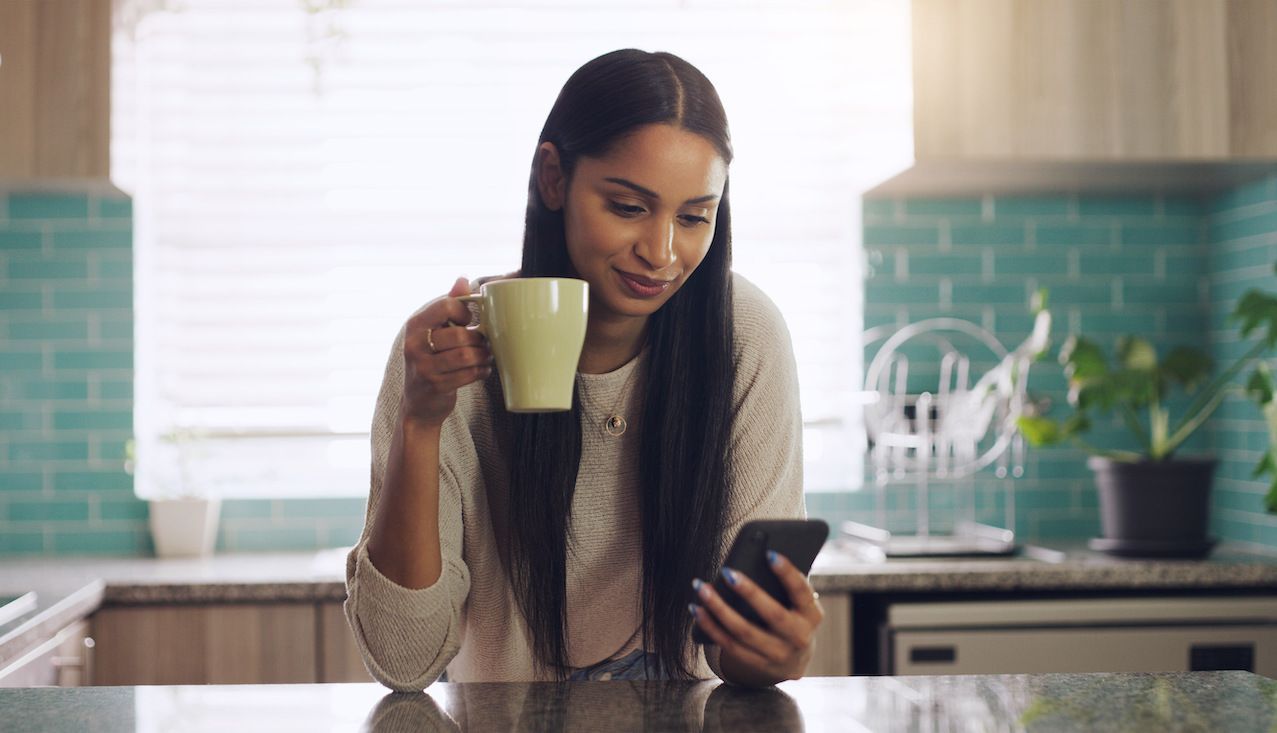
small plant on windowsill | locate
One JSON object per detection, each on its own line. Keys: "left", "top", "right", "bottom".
{"left": 1017, "top": 267, "right": 1277, "bottom": 558}
{"left": 125, "top": 430, "right": 222, "bottom": 558}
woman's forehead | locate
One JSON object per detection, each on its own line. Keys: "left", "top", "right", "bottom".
{"left": 580, "top": 124, "right": 727, "bottom": 200}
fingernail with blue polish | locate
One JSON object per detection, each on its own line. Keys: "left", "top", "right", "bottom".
{"left": 692, "top": 578, "right": 704, "bottom": 593}
{"left": 767, "top": 550, "right": 780, "bottom": 567}
{"left": 688, "top": 603, "right": 699, "bottom": 618}
{"left": 721, "top": 567, "right": 739, "bottom": 586}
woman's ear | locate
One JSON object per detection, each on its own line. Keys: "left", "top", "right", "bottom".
{"left": 536, "top": 142, "right": 567, "bottom": 211}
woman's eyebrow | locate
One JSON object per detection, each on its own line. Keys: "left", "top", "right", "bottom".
{"left": 604, "top": 177, "right": 719, "bottom": 205}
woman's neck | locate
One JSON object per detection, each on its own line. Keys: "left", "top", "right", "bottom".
{"left": 578, "top": 314, "right": 648, "bottom": 374}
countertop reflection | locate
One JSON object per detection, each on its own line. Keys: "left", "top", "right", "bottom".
{"left": 5, "top": 671, "right": 1277, "bottom": 733}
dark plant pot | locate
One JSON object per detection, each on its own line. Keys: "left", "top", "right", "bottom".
{"left": 1087, "top": 456, "right": 1217, "bottom": 558}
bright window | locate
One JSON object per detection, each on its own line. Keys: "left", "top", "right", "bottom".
{"left": 112, "top": 0, "right": 913, "bottom": 498}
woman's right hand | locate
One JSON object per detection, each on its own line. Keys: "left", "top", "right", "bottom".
{"left": 400, "top": 277, "right": 493, "bottom": 429}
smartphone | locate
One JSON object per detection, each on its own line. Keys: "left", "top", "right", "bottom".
{"left": 692, "top": 518, "right": 829, "bottom": 645}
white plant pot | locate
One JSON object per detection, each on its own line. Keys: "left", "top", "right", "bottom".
{"left": 148, "top": 498, "right": 221, "bottom": 558}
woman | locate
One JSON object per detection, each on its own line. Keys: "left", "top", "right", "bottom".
{"left": 345, "top": 49, "right": 822, "bottom": 690}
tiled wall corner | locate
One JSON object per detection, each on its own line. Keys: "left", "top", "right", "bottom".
{"left": 0, "top": 188, "right": 149, "bottom": 554}
{"left": 1206, "top": 174, "right": 1277, "bottom": 550}
{"left": 820, "top": 192, "right": 1211, "bottom": 543}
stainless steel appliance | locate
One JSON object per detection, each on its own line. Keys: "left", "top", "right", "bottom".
{"left": 883, "top": 596, "right": 1277, "bottom": 676}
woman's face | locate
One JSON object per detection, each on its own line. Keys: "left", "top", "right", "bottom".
{"left": 557, "top": 124, "right": 728, "bottom": 323}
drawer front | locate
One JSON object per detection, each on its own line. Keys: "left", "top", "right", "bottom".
{"left": 892, "top": 625, "right": 1277, "bottom": 676}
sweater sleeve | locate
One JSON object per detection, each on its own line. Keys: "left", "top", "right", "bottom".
{"left": 344, "top": 324, "right": 472, "bottom": 692}
{"left": 706, "top": 275, "right": 806, "bottom": 681}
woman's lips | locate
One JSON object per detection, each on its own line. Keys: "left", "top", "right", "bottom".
{"left": 616, "top": 270, "right": 672, "bottom": 298}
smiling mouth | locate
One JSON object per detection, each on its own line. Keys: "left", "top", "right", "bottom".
{"left": 616, "top": 270, "right": 673, "bottom": 298}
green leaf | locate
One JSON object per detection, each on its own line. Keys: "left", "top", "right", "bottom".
{"left": 1116, "top": 336, "right": 1158, "bottom": 372}
{"left": 1017, "top": 416, "right": 1062, "bottom": 446}
{"left": 1059, "top": 336, "right": 1108, "bottom": 381}
{"left": 1255, "top": 451, "right": 1276, "bottom": 481}
{"left": 1266, "top": 477, "right": 1277, "bottom": 514}
{"left": 1232, "top": 288, "right": 1277, "bottom": 348}
{"left": 1161, "top": 347, "right": 1213, "bottom": 393}
{"left": 1247, "top": 362, "right": 1275, "bottom": 406}
{"left": 1061, "top": 413, "right": 1091, "bottom": 436}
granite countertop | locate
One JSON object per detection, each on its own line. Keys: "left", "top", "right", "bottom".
{"left": 5, "top": 541, "right": 1277, "bottom": 669}
{"left": 4, "top": 671, "right": 1275, "bottom": 732}
{"left": 809, "top": 539, "right": 1277, "bottom": 593}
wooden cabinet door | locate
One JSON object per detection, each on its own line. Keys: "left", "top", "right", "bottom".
{"left": 911, "top": 0, "right": 1242, "bottom": 160}
{"left": 0, "top": 0, "right": 112, "bottom": 178}
{"left": 807, "top": 593, "right": 852, "bottom": 677}
{"left": 317, "top": 601, "right": 374, "bottom": 683}
{"left": 91, "top": 603, "right": 317, "bottom": 685}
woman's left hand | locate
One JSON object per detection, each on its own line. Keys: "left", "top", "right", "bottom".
{"left": 689, "top": 551, "right": 824, "bottom": 686}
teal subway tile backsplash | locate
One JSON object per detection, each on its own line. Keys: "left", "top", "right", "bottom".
{"left": 903, "top": 199, "right": 984, "bottom": 217}
{"left": 5, "top": 177, "right": 1274, "bottom": 556}
{"left": 51, "top": 528, "right": 152, "bottom": 555}
{"left": 0, "top": 231, "right": 43, "bottom": 250}
{"left": 1206, "top": 173, "right": 1277, "bottom": 552}
{"left": 0, "top": 187, "right": 147, "bottom": 555}
{"left": 1077, "top": 197, "right": 1158, "bottom": 217}
{"left": 1035, "top": 224, "right": 1113, "bottom": 247}
{"left": 95, "top": 197, "right": 133, "bottom": 219}
{"left": 950, "top": 224, "right": 1026, "bottom": 247}
{"left": 991, "top": 197, "right": 1072, "bottom": 217}
{"left": 836, "top": 175, "right": 1276, "bottom": 548}
{"left": 51, "top": 229, "right": 133, "bottom": 251}
{"left": 8, "top": 194, "right": 91, "bottom": 220}
{"left": 1120, "top": 223, "right": 1204, "bottom": 247}
{"left": 864, "top": 225, "right": 940, "bottom": 246}
{"left": 842, "top": 189, "right": 1218, "bottom": 543}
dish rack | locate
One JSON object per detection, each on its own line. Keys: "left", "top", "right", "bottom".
{"left": 848, "top": 312, "right": 1050, "bottom": 558}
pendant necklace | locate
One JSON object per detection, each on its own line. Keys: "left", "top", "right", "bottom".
{"left": 579, "top": 361, "right": 640, "bottom": 438}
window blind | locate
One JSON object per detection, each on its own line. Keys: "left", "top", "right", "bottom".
{"left": 112, "top": 0, "right": 913, "bottom": 498}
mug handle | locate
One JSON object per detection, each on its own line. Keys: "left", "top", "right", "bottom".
{"left": 456, "top": 294, "right": 486, "bottom": 336}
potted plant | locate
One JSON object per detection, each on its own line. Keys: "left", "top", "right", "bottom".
{"left": 125, "top": 430, "right": 222, "bottom": 558}
{"left": 1017, "top": 271, "right": 1277, "bottom": 558}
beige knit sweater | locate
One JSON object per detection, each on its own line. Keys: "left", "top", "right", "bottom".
{"left": 345, "top": 273, "right": 805, "bottom": 691}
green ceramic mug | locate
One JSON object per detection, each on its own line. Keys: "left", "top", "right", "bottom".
{"left": 459, "top": 278, "right": 589, "bottom": 412}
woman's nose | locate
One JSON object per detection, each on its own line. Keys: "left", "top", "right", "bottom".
{"left": 635, "top": 217, "right": 676, "bottom": 270}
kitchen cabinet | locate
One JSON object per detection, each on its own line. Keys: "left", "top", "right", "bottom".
{"left": 318, "top": 601, "right": 375, "bottom": 683}
{"left": 91, "top": 603, "right": 318, "bottom": 685}
{"left": 807, "top": 593, "right": 852, "bottom": 677}
{"left": 875, "top": 0, "right": 1277, "bottom": 196}
{"left": 0, "top": 619, "right": 94, "bottom": 687}
{"left": 912, "top": 0, "right": 1277, "bottom": 161}
{"left": 87, "top": 597, "right": 844, "bottom": 684}
{"left": 88, "top": 601, "right": 373, "bottom": 685}
{"left": 0, "top": 0, "right": 112, "bottom": 178}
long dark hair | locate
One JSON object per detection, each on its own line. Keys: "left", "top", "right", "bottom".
{"left": 490, "top": 49, "right": 736, "bottom": 679}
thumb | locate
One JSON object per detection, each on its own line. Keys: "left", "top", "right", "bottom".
{"left": 448, "top": 276, "right": 471, "bottom": 297}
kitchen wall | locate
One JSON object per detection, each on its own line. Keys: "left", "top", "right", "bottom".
{"left": 0, "top": 186, "right": 140, "bottom": 553}
{"left": 1207, "top": 173, "right": 1277, "bottom": 549}
{"left": 807, "top": 189, "right": 1215, "bottom": 541}
{"left": 0, "top": 186, "right": 367, "bottom": 555}
{"left": 3, "top": 179, "right": 1274, "bottom": 555}
{"left": 807, "top": 177, "right": 1277, "bottom": 548}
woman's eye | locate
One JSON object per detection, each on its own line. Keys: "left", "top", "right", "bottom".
{"left": 679, "top": 214, "right": 710, "bottom": 227}
{"left": 609, "top": 202, "right": 645, "bottom": 217}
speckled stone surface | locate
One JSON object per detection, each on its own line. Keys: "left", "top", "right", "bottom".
{"left": 6, "top": 542, "right": 1277, "bottom": 668}
{"left": 808, "top": 540, "right": 1277, "bottom": 593}
{"left": 2, "top": 671, "right": 1274, "bottom": 732}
